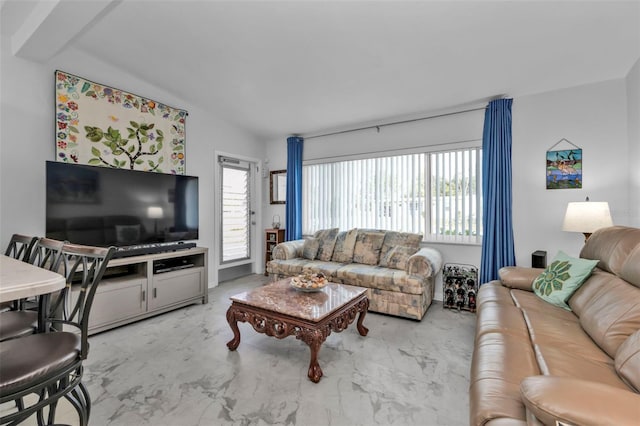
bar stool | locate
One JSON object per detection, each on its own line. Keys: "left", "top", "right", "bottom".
{"left": 4, "top": 234, "right": 38, "bottom": 262}
{"left": 1, "top": 234, "right": 38, "bottom": 312}
{"left": 0, "top": 238, "right": 65, "bottom": 342}
{"left": 0, "top": 243, "right": 115, "bottom": 426}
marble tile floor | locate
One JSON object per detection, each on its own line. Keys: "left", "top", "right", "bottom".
{"left": 7, "top": 274, "right": 476, "bottom": 426}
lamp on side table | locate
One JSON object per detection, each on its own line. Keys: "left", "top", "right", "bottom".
{"left": 562, "top": 197, "right": 613, "bottom": 242}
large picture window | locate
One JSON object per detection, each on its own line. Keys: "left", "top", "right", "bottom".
{"left": 302, "top": 146, "right": 482, "bottom": 244}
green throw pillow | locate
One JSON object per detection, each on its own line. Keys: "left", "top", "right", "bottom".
{"left": 532, "top": 251, "right": 599, "bottom": 310}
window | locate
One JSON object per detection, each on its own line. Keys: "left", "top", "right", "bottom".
{"left": 302, "top": 146, "right": 482, "bottom": 243}
{"left": 219, "top": 156, "right": 251, "bottom": 263}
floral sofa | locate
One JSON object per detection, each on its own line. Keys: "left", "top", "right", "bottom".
{"left": 266, "top": 228, "right": 443, "bottom": 320}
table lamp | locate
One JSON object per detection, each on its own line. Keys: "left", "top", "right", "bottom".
{"left": 562, "top": 198, "right": 613, "bottom": 242}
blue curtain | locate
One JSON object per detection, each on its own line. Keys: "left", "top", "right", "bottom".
{"left": 285, "top": 136, "right": 304, "bottom": 241}
{"left": 480, "top": 99, "right": 516, "bottom": 284}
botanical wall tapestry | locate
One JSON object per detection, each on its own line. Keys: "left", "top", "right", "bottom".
{"left": 55, "top": 70, "right": 187, "bottom": 174}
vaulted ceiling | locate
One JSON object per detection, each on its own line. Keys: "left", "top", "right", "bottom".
{"left": 2, "top": 1, "right": 639, "bottom": 140}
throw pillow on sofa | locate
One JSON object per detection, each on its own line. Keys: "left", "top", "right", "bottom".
{"left": 379, "top": 231, "right": 422, "bottom": 261}
{"left": 314, "top": 228, "right": 339, "bottom": 261}
{"left": 379, "top": 245, "right": 418, "bottom": 270}
{"left": 532, "top": 250, "right": 599, "bottom": 310}
{"left": 302, "top": 237, "right": 320, "bottom": 260}
{"left": 331, "top": 229, "right": 358, "bottom": 263}
{"left": 353, "top": 230, "right": 386, "bottom": 265}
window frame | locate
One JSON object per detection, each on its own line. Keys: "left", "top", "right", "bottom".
{"left": 302, "top": 141, "right": 483, "bottom": 245}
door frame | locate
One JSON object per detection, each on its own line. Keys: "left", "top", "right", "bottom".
{"left": 213, "top": 150, "right": 263, "bottom": 285}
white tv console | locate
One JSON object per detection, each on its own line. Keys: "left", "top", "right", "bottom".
{"left": 72, "top": 247, "right": 208, "bottom": 335}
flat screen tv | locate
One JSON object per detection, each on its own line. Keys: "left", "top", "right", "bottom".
{"left": 46, "top": 161, "right": 198, "bottom": 249}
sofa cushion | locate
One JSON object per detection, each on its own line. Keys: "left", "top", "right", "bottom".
{"left": 378, "top": 245, "right": 418, "bottom": 270}
{"left": 569, "top": 271, "right": 640, "bottom": 358}
{"left": 331, "top": 229, "right": 358, "bottom": 263}
{"left": 268, "top": 258, "right": 346, "bottom": 280}
{"left": 531, "top": 251, "right": 598, "bottom": 310}
{"left": 268, "top": 258, "right": 310, "bottom": 276}
{"left": 580, "top": 226, "right": 640, "bottom": 275}
{"left": 615, "top": 329, "right": 640, "bottom": 392}
{"left": 520, "top": 376, "right": 640, "bottom": 426}
{"left": 335, "top": 264, "right": 424, "bottom": 294}
{"left": 313, "top": 228, "right": 339, "bottom": 261}
{"left": 620, "top": 243, "right": 640, "bottom": 288}
{"left": 477, "top": 281, "right": 515, "bottom": 308}
{"left": 302, "top": 237, "right": 320, "bottom": 260}
{"left": 469, "top": 332, "right": 540, "bottom": 425}
{"left": 379, "top": 231, "right": 422, "bottom": 262}
{"left": 474, "top": 302, "right": 529, "bottom": 342}
{"left": 533, "top": 344, "right": 628, "bottom": 390}
{"left": 352, "top": 230, "right": 386, "bottom": 265}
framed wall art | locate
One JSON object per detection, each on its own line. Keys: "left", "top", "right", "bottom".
{"left": 55, "top": 70, "right": 188, "bottom": 174}
{"left": 546, "top": 139, "right": 582, "bottom": 190}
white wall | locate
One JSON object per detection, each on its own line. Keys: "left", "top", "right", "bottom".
{"left": 0, "top": 34, "right": 265, "bottom": 287}
{"left": 627, "top": 58, "right": 640, "bottom": 227}
{"left": 264, "top": 78, "right": 634, "bottom": 300}
{"left": 263, "top": 143, "right": 288, "bottom": 241}
{"left": 512, "top": 79, "right": 630, "bottom": 263}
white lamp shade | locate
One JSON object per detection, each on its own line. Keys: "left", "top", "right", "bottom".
{"left": 562, "top": 202, "right": 613, "bottom": 233}
{"left": 147, "top": 206, "right": 164, "bottom": 219}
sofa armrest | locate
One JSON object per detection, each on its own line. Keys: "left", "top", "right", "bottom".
{"left": 520, "top": 376, "right": 640, "bottom": 426}
{"left": 272, "top": 239, "right": 304, "bottom": 260}
{"left": 406, "top": 247, "right": 443, "bottom": 277}
{"left": 498, "top": 266, "right": 544, "bottom": 291}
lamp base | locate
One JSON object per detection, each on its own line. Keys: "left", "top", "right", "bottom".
{"left": 582, "top": 232, "right": 592, "bottom": 243}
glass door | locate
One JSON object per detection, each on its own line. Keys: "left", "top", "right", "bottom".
{"left": 219, "top": 156, "right": 252, "bottom": 263}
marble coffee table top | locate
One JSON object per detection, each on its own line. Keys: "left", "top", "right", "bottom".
{"left": 230, "top": 279, "right": 367, "bottom": 322}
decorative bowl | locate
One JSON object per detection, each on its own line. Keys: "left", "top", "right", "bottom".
{"left": 290, "top": 273, "right": 328, "bottom": 292}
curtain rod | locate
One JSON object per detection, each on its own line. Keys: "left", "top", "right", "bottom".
{"left": 303, "top": 106, "right": 487, "bottom": 140}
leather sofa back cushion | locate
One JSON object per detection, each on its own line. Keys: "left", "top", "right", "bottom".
{"left": 569, "top": 271, "right": 640, "bottom": 358}
{"left": 615, "top": 329, "right": 640, "bottom": 392}
{"left": 580, "top": 226, "right": 640, "bottom": 275}
{"left": 620, "top": 244, "right": 640, "bottom": 288}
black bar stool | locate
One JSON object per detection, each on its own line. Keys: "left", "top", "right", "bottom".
{"left": 0, "top": 243, "right": 115, "bottom": 426}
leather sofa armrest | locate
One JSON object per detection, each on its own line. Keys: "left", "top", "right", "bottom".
{"left": 520, "top": 376, "right": 640, "bottom": 426}
{"left": 406, "top": 247, "right": 443, "bottom": 278}
{"left": 272, "top": 239, "right": 304, "bottom": 260}
{"left": 498, "top": 266, "right": 544, "bottom": 291}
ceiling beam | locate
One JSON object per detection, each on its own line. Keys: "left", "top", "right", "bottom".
{"left": 11, "top": 0, "right": 119, "bottom": 62}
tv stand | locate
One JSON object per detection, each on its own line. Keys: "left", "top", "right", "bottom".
{"left": 112, "top": 242, "right": 197, "bottom": 258}
{"left": 72, "top": 247, "right": 208, "bottom": 335}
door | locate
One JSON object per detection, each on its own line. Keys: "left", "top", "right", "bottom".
{"left": 219, "top": 156, "right": 253, "bottom": 264}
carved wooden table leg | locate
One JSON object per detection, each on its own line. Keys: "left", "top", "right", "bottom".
{"left": 226, "top": 305, "right": 241, "bottom": 351}
{"left": 301, "top": 329, "right": 326, "bottom": 383}
{"left": 357, "top": 299, "right": 369, "bottom": 336}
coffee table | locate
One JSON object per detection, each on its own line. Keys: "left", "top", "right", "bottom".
{"left": 226, "top": 279, "right": 369, "bottom": 383}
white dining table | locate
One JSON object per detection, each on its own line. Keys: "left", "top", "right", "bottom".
{"left": 0, "top": 255, "right": 65, "bottom": 303}
{"left": 0, "top": 254, "right": 66, "bottom": 332}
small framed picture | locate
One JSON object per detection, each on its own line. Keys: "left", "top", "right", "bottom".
{"left": 546, "top": 149, "right": 582, "bottom": 189}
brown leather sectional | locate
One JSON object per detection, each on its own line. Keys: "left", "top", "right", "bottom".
{"left": 470, "top": 226, "right": 640, "bottom": 425}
